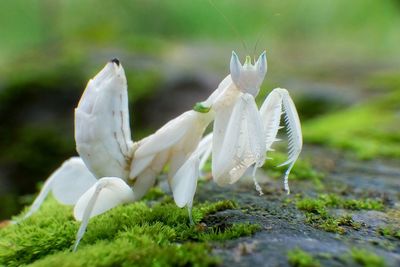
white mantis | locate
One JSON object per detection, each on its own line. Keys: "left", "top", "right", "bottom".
{"left": 21, "top": 52, "right": 302, "bottom": 251}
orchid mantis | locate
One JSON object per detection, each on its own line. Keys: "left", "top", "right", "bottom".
{"left": 22, "top": 52, "right": 302, "bottom": 251}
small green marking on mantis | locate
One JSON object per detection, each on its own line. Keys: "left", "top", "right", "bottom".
{"left": 193, "top": 102, "right": 211, "bottom": 113}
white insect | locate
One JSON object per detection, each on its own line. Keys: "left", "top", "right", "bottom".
{"left": 21, "top": 52, "right": 302, "bottom": 251}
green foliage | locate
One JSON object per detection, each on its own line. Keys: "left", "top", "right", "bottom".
{"left": 378, "top": 226, "right": 400, "bottom": 240}
{"left": 296, "top": 194, "right": 382, "bottom": 234}
{"left": 0, "top": 195, "right": 259, "bottom": 267}
{"left": 350, "top": 248, "right": 386, "bottom": 267}
{"left": 1, "top": 0, "right": 400, "bottom": 61}
{"left": 296, "top": 194, "right": 384, "bottom": 214}
{"left": 287, "top": 248, "right": 320, "bottom": 267}
{"left": 303, "top": 91, "right": 400, "bottom": 159}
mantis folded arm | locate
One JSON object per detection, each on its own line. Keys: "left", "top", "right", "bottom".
{"left": 260, "top": 88, "right": 303, "bottom": 194}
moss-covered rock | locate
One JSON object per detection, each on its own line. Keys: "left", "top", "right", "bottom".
{"left": 0, "top": 191, "right": 260, "bottom": 267}
{"left": 295, "top": 194, "right": 384, "bottom": 234}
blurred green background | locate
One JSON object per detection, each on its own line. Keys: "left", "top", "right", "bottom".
{"left": 0, "top": 0, "right": 399, "bottom": 219}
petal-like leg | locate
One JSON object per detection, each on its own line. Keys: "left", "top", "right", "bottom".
{"left": 213, "top": 93, "right": 265, "bottom": 187}
{"left": 129, "top": 150, "right": 169, "bottom": 200}
{"left": 129, "top": 155, "right": 155, "bottom": 178}
{"left": 212, "top": 94, "right": 245, "bottom": 184}
{"left": 259, "top": 88, "right": 303, "bottom": 194}
{"left": 171, "top": 156, "right": 199, "bottom": 209}
{"left": 22, "top": 157, "right": 97, "bottom": 220}
{"left": 22, "top": 173, "right": 54, "bottom": 220}
{"left": 75, "top": 60, "right": 134, "bottom": 180}
{"left": 134, "top": 111, "right": 194, "bottom": 158}
{"left": 198, "top": 133, "right": 213, "bottom": 173}
{"left": 278, "top": 89, "right": 303, "bottom": 194}
{"left": 51, "top": 157, "right": 97, "bottom": 205}
{"left": 211, "top": 78, "right": 241, "bottom": 180}
{"left": 73, "top": 177, "right": 135, "bottom": 251}
{"left": 242, "top": 94, "right": 266, "bottom": 195}
{"left": 259, "top": 90, "right": 283, "bottom": 151}
{"left": 170, "top": 133, "right": 212, "bottom": 223}
{"left": 131, "top": 169, "right": 157, "bottom": 201}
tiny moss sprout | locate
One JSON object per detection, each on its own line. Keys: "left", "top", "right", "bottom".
{"left": 296, "top": 194, "right": 383, "bottom": 234}
{"left": 349, "top": 248, "right": 386, "bottom": 267}
{"left": 287, "top": 248, "right": 320, "bottom": 267}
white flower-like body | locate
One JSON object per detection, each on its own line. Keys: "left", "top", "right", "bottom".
{"left": 23, "top": 51, "right": 303, "bottom": 251}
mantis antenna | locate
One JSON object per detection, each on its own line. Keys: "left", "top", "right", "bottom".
{"left": 252, "top": 31, "right": 263, "bottom": 61}
{"left": 208, "top": 0, "right": 249, "bottom": 54}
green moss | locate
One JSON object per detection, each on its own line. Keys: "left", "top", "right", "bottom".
{"left": 302, "top": 212, "right": 361, "bottom": 234}
{"left": 0, "top": 194, "right": 258, "bottom": 267}
{"left": 378, "top": 209, "right": 400, "bottom": 240}
{"left": 303, "top": 91, "right": 400, "bottom": 159}
{"left": 350, "top": 248, "right": 386, "bottom": 267}
{"left": 297, "top": 194, "right": 384, "bottom": 213}
{"left": 378, "top": 226, "right": 400, "bottom": 240}
{"left": 287, "top": 248, "right": 320, "bottom": 267}
{"left": 296, "top": 194, "right": 382, "bottom": 234}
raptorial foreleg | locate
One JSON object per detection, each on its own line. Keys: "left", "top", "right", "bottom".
{"left": 259, "top": 88, "right": 303, "bottom": 194}
{"left": 21, "top": 157, "right": 97, "bottom": 221}
{"left": 73, "top": 177, "right": 135, "bottom": 251}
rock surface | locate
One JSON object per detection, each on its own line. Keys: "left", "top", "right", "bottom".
{"left": 195, "top": 147, "right": 400, "bottom": 267}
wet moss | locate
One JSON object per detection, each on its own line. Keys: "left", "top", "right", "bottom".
{"left": 0, "top": 192, "right": 259, "bottom": 267}
{"left": 377, "top": 209, "right": 400, "bottom": 240}
{"left": 378, "top": 226, "right": 400, "bottom": 240}
{"left": 287, "top": 248, "right": 320, "bottom": 267}
{"left": 349, "top": 248, "right": 386, "bottom": 267}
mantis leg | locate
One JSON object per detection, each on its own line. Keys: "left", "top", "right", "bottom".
{"left": 22, "top": 157, "right": 97, "bottom": 221}
{"left": 212, "top": 93, "right": 266, "bottom": 192}
{"left": 198, "top": 133, "right": 213, "bottom": 173}
{"left": 259, "top": 88, "right": 303, "bottom": 194}
{"left": 170, "top": 133, "right": 213, "bottom": 224}
{"left": 73, "top": 177, "right": 135, "bottom": 251}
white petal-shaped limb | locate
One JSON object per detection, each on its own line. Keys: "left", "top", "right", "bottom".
{"left": 52, "top": 157, "right": 97, "bottom": 205}
{"left": 259, "top": 89, "right": 283, "bottom": 151}
{"left": 73, "top": 177, "right": 134, "bottom": 221}
{"left": 171, "top": 156, "right": 199, "bottom": 221}
{"left": 133, "top": 111, "right": 204, "bottom": 159}
{"left": 22, "top": 157, "right": 97, "bottom": 220}
{"left": 170, "top": 133, "right": 212, "bottom": 224}
{"left": 73, "top": 177, "right": 135, "bottom": 251}
{"left": 131, "top": 110, "right": 213, "bottom": 183}
{"left": 75, "top": 59, "right": 134, "bottom": 181}
{"left": 198, "top": 133, "right": 213, "bottom": 172}
{"left": 259, "top": 88, "right": 303, "bottom": 194}
{"left": 130, "top": 151, "right": 169, "bottom": 201}
{"left": 212, "top": 93, "right": 266, "bottom": 189}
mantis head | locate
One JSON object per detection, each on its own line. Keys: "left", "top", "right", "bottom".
{"left": 230, "top": 51, "right": 267, "bottom": 97}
